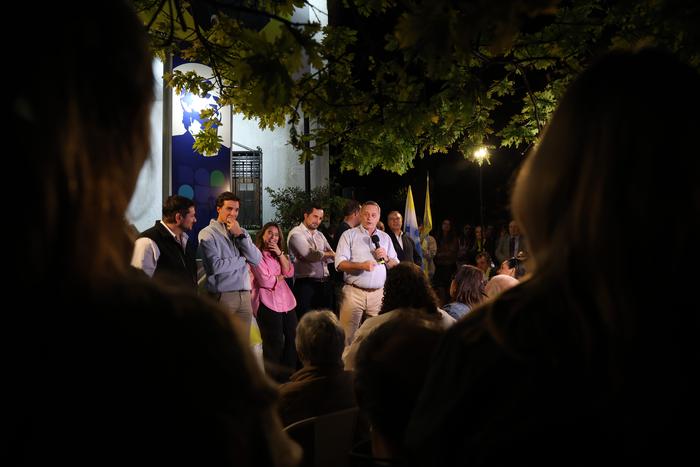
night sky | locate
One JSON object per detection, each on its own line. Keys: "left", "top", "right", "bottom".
{"left": 332, "top": 144, "right": 525, "bottom": 233}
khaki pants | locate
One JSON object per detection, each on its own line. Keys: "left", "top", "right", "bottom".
{"left": 217, "top": 290, "right": 253, "bottom": 345}
{"left": 339, "top": 284, "right": 383, "bottom": 345}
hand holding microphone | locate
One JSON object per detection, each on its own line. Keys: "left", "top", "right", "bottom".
{"left": 371, "top": 234, "right": 387, "bottom": 264}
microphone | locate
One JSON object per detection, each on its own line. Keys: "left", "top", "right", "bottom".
{"left": 370, "top": 234, "right": 386, "bottom": 264}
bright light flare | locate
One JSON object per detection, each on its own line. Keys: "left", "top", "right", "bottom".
{"left": 472, "top": 146, "right": 490, "bottom": 166}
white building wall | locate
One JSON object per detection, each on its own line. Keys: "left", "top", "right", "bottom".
{"left": 127, "top": 59, "right": 164, "bottom": 232}
{"left": 127, "top": 1, "right": 330, "bottom": 230}
{"left": 233, "top": 114, "right": 329, "bottom": 225}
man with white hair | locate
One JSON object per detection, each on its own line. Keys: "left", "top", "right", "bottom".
{"left": 278, "top": 310, "right": 355, "bottom": 426}
{"left": 335, "top": 201, "right": 399, "bottom": 344}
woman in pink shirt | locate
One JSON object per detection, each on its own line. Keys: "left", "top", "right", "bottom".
{"left": 251, "top": 223, "right": 297, "bottom": 380}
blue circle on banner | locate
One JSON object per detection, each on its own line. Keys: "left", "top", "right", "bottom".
{"left": 177, "top": 184, "right": 194, "bottom": 199}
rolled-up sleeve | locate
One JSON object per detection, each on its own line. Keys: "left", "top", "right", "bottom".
{"left": 131, "top": 237, "right": 158, "bottom": 277}
{"left": 251, "top": 257, "right": 277, "bottom": 290}
{"left": 335, "top": 230, "right": 352, "bottom": 269}
{"left": 289, "top": 231, "right": 324, "bottom": 262}
{"left": 283, "top": 261, "right": 295, "bottom": 278}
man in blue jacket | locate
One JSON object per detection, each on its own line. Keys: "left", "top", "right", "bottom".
{"left": 198, "top": 192, "right": 262, "bottom": 342}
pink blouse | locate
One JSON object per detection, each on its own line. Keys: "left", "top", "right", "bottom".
{"left": 250, "top": 250, "right": 296, "bottom": 314}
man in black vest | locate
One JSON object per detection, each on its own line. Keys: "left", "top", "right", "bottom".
{"left": 387, "top": 211, "right": 421, "bottom": 266}
{"left": 131, "top": 195, "right": 198, "bottom": 290}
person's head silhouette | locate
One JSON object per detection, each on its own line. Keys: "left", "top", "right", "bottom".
{"left": 512, "top": 48, "right": 700, "bottom": 312}
{"left": 10, "top": 2, "right": 300, "bottom": 466}
{"left": 14, "top": 2, "right": 153, "bottom": 286}
{"left": 404, "top": 47, "right": 700, "bottom": 467}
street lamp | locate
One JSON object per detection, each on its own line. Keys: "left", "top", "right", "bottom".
{"left": 472, "top": 147, "right": 490, "bottom": 228}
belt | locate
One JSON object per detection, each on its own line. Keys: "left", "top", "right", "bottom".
{"left": 298, "top": 277, "right": 330, "bottom": 283}
{"left": 347, "top": 282, "right": 381, "bottom": 292}
{"left": 206, "top": 290, "right": 249, "bottom": 300}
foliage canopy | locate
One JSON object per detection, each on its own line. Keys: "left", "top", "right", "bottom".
{"left": 265, "top": 184, "right": 348, "bottom": 232}
{"left": 133, "top": 0, "right": 700, "bottom": 174}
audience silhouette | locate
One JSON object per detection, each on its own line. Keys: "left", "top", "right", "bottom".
{"left": 406, "top": 48, "right": 700, "bottom": 466}
{"left": 9, "top": 2, "right": 299, "bottom": 466}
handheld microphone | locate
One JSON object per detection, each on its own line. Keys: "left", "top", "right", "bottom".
{"left": 370, "top": 234, "right": 386, "bottom": 264}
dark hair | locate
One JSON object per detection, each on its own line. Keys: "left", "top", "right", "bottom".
{"left": 438, "top": 219, "right": 455, "bottom": 243}
{"left": 303, "top": 204, "right": 324, "bottom": 216}
{"left": 215, "top": 191, "right": 240, "bottom": 208}
{"left": 295, "top": 310, "right": 345, "bottom": 368}
{"left": 475, "top": 251, "right": 492, "bottom": 263}
{"left": 255, "top": 222, "right": 286, "bottom": 253}
{"left": 504, "top": 257, "right": 526, "bottom": 279}
{"left": 342, "top": 199, "right": 361, "bottom": 217}
{"left": 354, "top": 316, "right": 442, "bottom": 455}
{"left": 11, "top": 3, "right": 300, "bottom": 466}
{"left": 381, "top": 263, "right": 438, "bottom": 315}
{"left": 452, "top": 265, "right": 486, "bottom": 306}
{"left": 162, "top": 195, "right": 195, "bottom": 223}
{"left": 15, "top": 1, "right": 154, "bottom": 285}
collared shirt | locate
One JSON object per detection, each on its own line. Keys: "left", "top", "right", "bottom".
{"left": 250, "top": 251, "right": 296, "bottom": 313}
{"left": 334, "top": 225, "right": 398, "bottom": 289}
{"left": 131, "top": 221, "right": 189, "bottom": 277}
{"left": 287, "top": 222, "right": 333, "bottom": 279}
{"left": 393, "top": 231, "right": 404, "bottom": 250}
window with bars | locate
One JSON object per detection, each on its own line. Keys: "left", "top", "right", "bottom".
{"left": 231, "top": 150, "right": 262, "bottom": 230}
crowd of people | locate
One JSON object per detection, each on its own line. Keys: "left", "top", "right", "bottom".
{"left": 11, "top": 1, "right": 699, "bottom": 466}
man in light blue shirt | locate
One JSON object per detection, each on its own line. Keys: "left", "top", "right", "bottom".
{"left": 335, "top": 201, "right": 398, "bottom": 344}
{"left": 198, "top": 192, "right": 261, "bottom": 342}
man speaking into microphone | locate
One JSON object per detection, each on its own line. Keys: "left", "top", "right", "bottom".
{"left": 335, "top": 201, "right": 398, "bottom": 344}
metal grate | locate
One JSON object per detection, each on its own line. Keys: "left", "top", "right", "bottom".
{"left": 231, "top": 150, "right": 262, "bottom": 230}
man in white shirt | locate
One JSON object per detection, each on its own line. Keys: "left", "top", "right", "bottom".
{"left": 287, "top": 205, "right": 336, "bottom": 319}
{"left": 335, "top": 201, "right": 399, "bottom": 344}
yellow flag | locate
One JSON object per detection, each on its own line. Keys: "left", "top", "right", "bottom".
{"left": 422, "top": 173, "right": 433, "bottom": 240}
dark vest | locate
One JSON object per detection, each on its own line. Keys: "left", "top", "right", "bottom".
{"left": 139, "top": 222, "right": 197, "bottom": 290}
{"left": 388, "top": 230, "right": 420, "bottom": 265}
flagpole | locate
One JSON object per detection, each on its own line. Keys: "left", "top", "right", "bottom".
{"left": 479, "top": 164, "right": 484, "bottom": 228}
